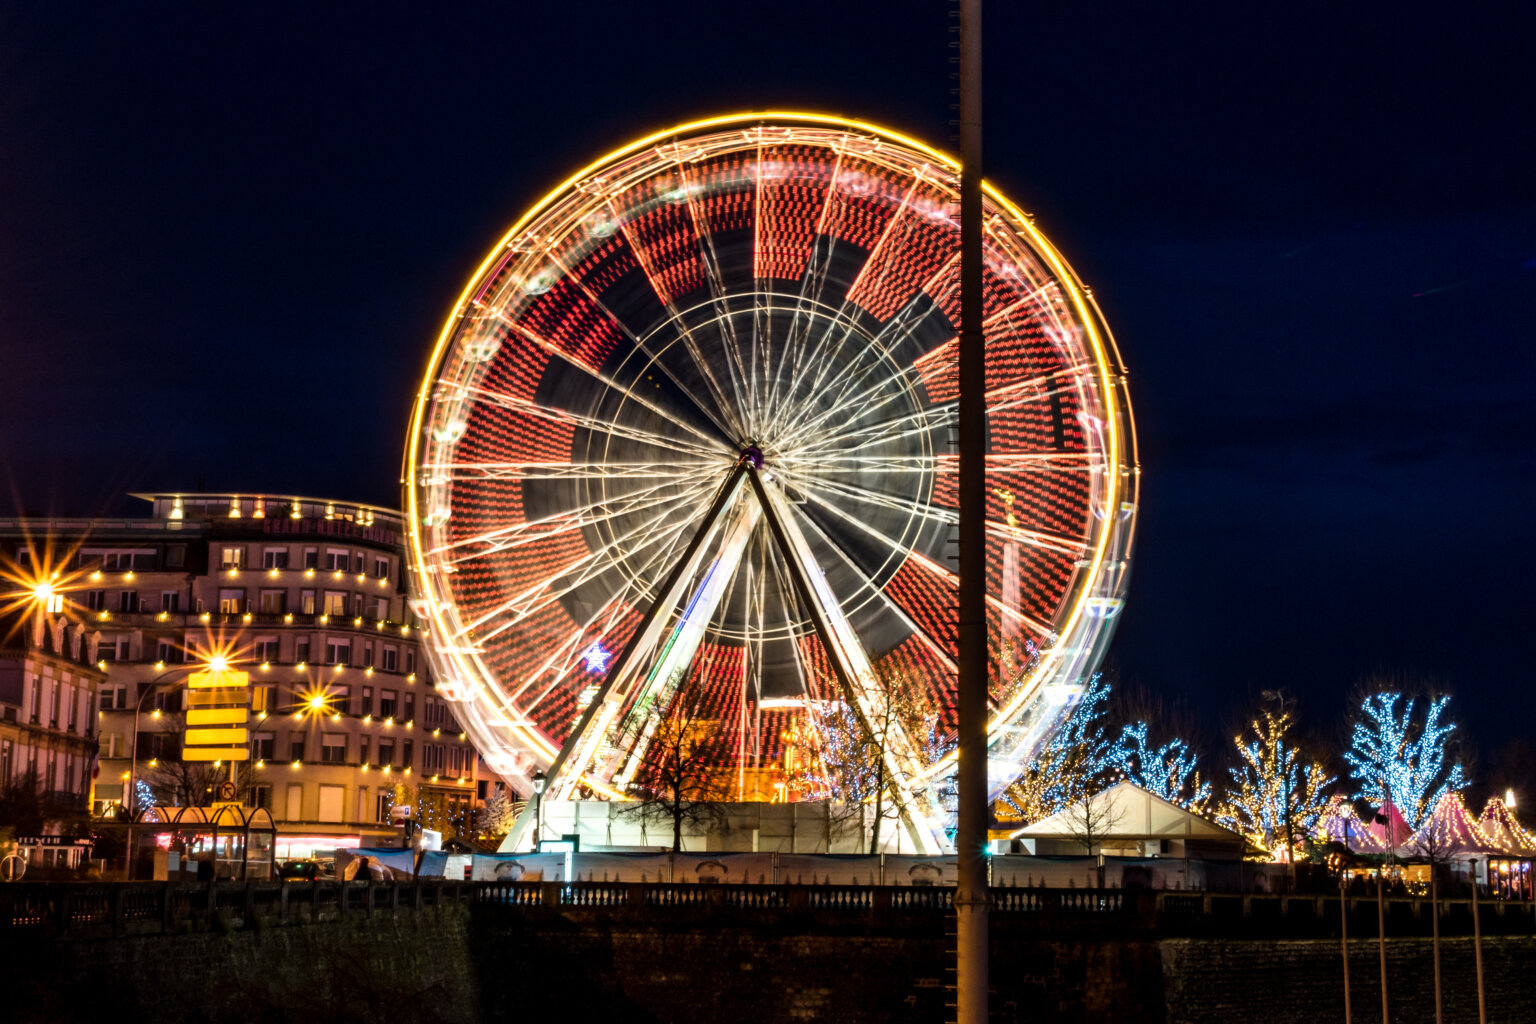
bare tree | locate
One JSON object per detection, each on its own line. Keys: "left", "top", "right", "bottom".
{"left": 812, "top": 667, "right": 944, "bottom": 854}
{"left": 1060, "top": 787, "right": 1126, "bottom": 887}
{"left": 619, "top": 676, "right": 731, "bottom": 852}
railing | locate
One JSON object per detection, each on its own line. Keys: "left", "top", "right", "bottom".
{"left": 0, "top": 880, "right": 474, "bottom": 937}
{"left": 4, "top": 881, "right": 1532, "bottom": 941}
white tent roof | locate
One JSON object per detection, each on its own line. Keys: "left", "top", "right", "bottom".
{"left": 1008, "top": 781, "right": 1244, "bottom": 843}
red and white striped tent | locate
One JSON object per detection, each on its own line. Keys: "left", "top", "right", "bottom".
{"left": 1477, "top": 797, "right": 1536, "bottom": 856}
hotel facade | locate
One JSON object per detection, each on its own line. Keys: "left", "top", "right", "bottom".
{"left": 0, "top": 493, "right": 485, "bottom": 859}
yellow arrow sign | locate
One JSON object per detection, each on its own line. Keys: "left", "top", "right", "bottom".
{"left": 187, "top": 668, "right": 251, "bottom": 689}
{"left": 185, "top": 727, "right": 249, "bottom": 746}
{"left": 187, "top": 707, "right": 248, "bottom": 726}
{"left": 182, "top": 747, "right": 250, "bottom": 762}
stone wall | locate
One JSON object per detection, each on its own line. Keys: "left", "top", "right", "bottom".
{"left": 1161, "top": 936, "right": 1536, "bottom": 1024}
{"left": 0, "top": 904, "right": 478, "bottom": 1024}
{"left": 3, "top": 895, "right": 1533, "bottom": 1023}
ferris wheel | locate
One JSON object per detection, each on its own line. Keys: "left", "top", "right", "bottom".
{"left": 405, "top": 113, "right": 1136, "bottom": 852}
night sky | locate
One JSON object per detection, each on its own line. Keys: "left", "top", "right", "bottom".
{"left": 3, "top": 3, "right": 1530, "bottom": 774}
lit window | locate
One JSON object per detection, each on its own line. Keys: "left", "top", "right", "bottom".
{"left": 221, "top": 547, "right": 245, "bottom": 570}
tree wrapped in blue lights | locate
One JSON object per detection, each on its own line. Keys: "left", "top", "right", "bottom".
{"left": 1107, "top": 722, "right": 1211, "bottom": 812}
{"left": 1344, "top": 691, "right": 1465, "bottom": 830}
{"left": 1000, "top": 675, "right": 1114, "bottom": 824}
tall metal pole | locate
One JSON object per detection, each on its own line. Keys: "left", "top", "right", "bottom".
{"left": 1431, "top": 868, "right": 1443, "bottom": 1024}
{"left": 1340, "top": 875, "right": 1353, "bottom": 1024}
{"left": 1471, "top": 858, "right": 1486, "bottom": 1024}
{"left": 1376, "top": 871, "right": 1389, "bottom": 1024}
{"left": 955, "top": 0, "right": 990, "bottom": 1021}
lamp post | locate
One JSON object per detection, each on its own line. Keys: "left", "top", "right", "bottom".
{"left": 122, "top": 666, "right": 200, "bottom": 879}
{"left": 1469, "top": 857, "right": 1486, "bottom": 1024}
{"left": 531, "top": 769, "right": 546, "bottom": 851}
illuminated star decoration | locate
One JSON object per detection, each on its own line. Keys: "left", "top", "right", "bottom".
{"left": 582, "top": 643, "right": 610, "bottom": 673}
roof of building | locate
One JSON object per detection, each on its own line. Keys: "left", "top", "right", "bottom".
{"left": 1008, "top": 782, "right": 1247, "bottom": 845}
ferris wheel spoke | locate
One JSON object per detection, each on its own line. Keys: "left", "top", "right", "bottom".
{"left": 451, "top": 481, "right": 717, "bottom": 642}
{"left": 674, "top": 163, "right": 765, "bottom": 431}
{"left": 496, "top": 319, "right": 729, "bottom": 452}
{"left": 792, "top": 172, "right": 928, "bottom": 402}
{"left": 432, "top": 477, "right": 715, "bottom": 567}
{"left": 608, "top": 197, "right": 756, "bottom": 440}
{"left": 537, "top": 247, "right": 745, "bottom": 446}
{"left": 510, "top": 537, "right": 691, "bottom": 713}
{"left": 456, "top": 383, "right": 723, "bottom": 459}
{"left": 418, "top": 459, "right": 715, "bottom": 483}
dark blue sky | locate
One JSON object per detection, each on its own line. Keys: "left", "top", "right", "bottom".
{"left": 2, "top": 2, "right": 1530, "bottom": 771}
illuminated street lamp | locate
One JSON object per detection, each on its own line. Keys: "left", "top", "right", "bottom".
{"left": 531, "top": 769, "right": 547, "bottom": 850}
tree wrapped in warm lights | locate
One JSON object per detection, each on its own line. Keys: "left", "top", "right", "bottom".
{"left": 1106, "top": 722, "right": 1211, "bottom": 813}
{"left": 1000, "top": 675, "right": 1114, "bottom": 824}
{"left": 1216, "top": 706, "right": 1333, "bottom": 857}
{"left": 1344, "top": 691, "right": 1465, "bottom": 830}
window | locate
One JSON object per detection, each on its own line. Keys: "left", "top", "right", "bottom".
{"left": 373, "top": 557, "right": 389, "bottom": 579}
{"left": 403, "top": 693, "right": 415, "bottom": 722}
{"left": 285, "top": 783, "right": 304, "bottom": 821}
{"left": 250, "top": 785, "right": 271, "bottom": 810}
{"left": 401, "top": 739, "right": 413, "bottom": 769}
{"left": 379, "top": 690, "right": 397, "bottom": 719}
{"left": 376, "top": 793, "right": 392, "bottom": 824}
{"left": 325, "top": 549, "right": 349, "bottom": 571}
{"left": 324, "top": 591, "right": 347, "bottom": 616}
{"left": 155, "top": 639, "right": 178, "bottom": 663}
{"left": 262, "top": 548, "right": 289, "bottom": 569}
{"left": 294, "top": 637, "right": 311, "bottom": 664}
{"left": 165, "top": 545, "right": 186, "bottom": 569}
{"left": 254, "top": 638, "right": 279, "bottom": 663}
{"left": 373, "top": 597, "right": 388, "bottom": 621}
{"left": 253, "top": 733, "right": 275, "bottom": 760}
{"left": 184, "top": 634, "right": 200, "bottom": 659}
{"left": 423, "top": 744, "right": 442, "bottom": 772}
{"left": 252, "top": 684, "right": 275, "bottom": 713}
{"left": 289, "top": 734, "right": 305, "bottom": 761}
{"left": 352, "top": 554, "right": 364, "bottom": 574}
{"left": 381, "top": 647, "right": 398, "bottom": 672}
{"left": 405, "top": 649, "right": 416, "bottom": 675}
{"left": 220, "top": 547, "right": 244, "bottom": 570}
{"left": 424, "top": 699, "right": 443, "bottom": 726}
{"left": 359, "top": 735, "right": 371, "bottom": 764}
{"left": 160, "top": 591, "right": 179, "bottom": 612}
{"left": 321, "top": 733, "right": 346, "bottom": 764}
{"left": 325, "top": 639, "right": 350, "bottom": 666}
{"left": 86, "top": 590, "right": 106, "bottom": 611}
{"left": 378, "top": 737, "right": 395, "bottom": 766}
{"left": 359, "top": 686, "right": 373, "bottom": 717}
{"left": 118, "top": 590, "right": 138, "bottom": 613}
{"left": 218, "top": 589, "right": 244, "bottom": 614}
{"left": 362, "top": 643, "right": 374, "bottom": 668}
{"left": 352, "top": 594, "right": 364, "bottom": 617}
{"left": 102, "top": 686, "right": 127, "bottom": 711}
{"left": 317, "top": 784, "right": 344, "bottom": 823}
{"left": 299, "top": 590, "right": 316, "bottom": 615}
{"left": 97, "top": 638, "right": 122, "bottom": 663}
{"left": 259, "top": 590, "right": 286, "bottom": 614}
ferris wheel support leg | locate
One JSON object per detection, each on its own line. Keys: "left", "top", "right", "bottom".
{"left": 498, "top": 461, "right": 753, "bottom": 852}
{"left": 746, "top": 468, "right": 946, "bottom": 856}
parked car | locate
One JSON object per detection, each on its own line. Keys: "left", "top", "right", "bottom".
{"left": 277, "top": 859, "right": 322, "bottom": 881}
